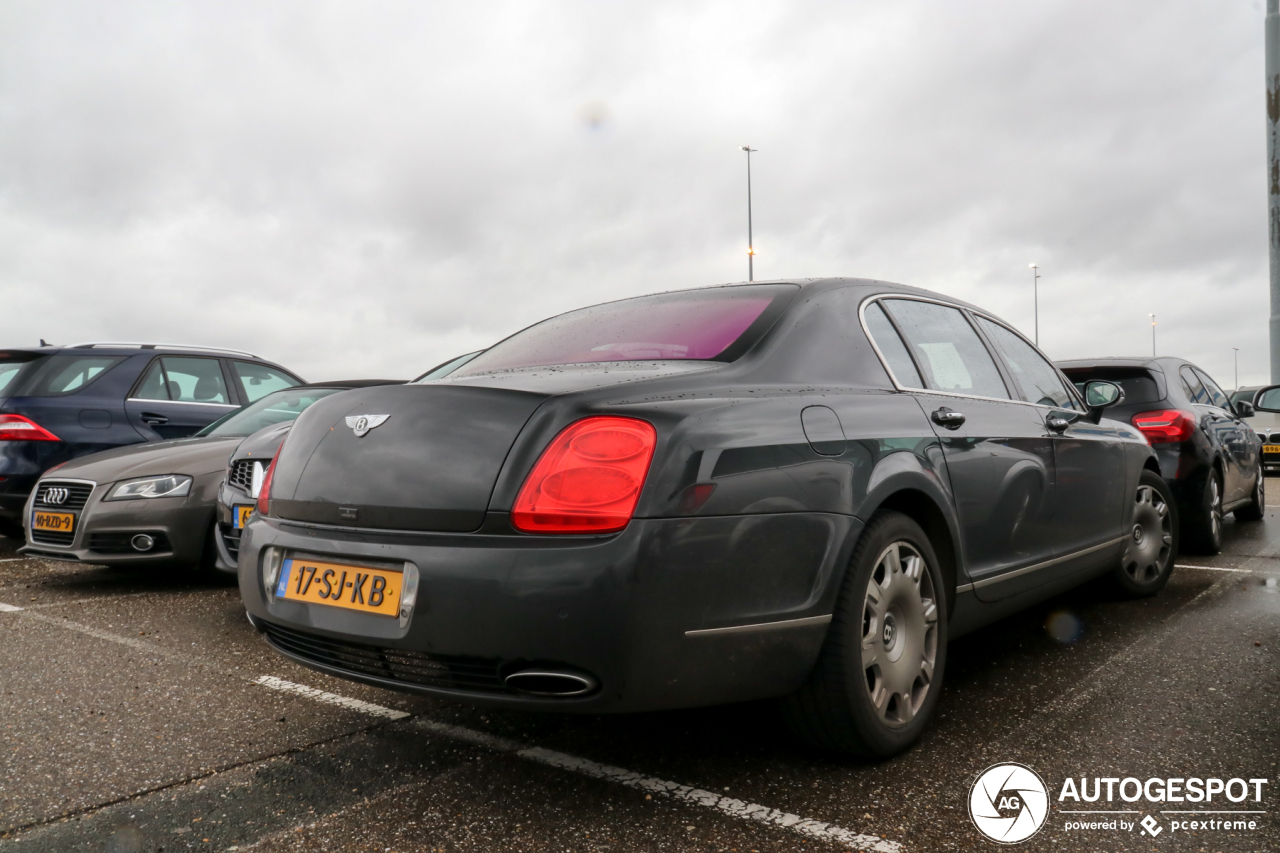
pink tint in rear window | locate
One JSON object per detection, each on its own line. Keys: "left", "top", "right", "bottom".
{"left": 454, "top": 286, "right": 791, "bottom": 376}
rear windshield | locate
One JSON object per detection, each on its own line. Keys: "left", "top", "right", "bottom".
{"left": 450, "top": 285, "right": 797, "bottom": 377}
{"left": 15, "top": 355, "right": 126, "bottom": 397}
{"left": 1062, "top": 367, "right": 1161, "bottom": 406}
{"left": 195, "top": 387, "right": 346, "bottom": 437}
{"left": 0, "top": 353, "right": 43, "bottom": 396}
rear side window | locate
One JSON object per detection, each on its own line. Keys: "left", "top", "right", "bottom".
{"left": 1193, "top": 368, "right": 1230, "bottom": 410}
{"left": 974, "top": 317, "right": 1079, "bottom": 410}
{"left": 881, "top": 299, "right": 1009, "bottom": 399}
{"left": 452, "top": 284, "right": 796, "bottom": 376}
{"left": 1179, "top": 366, "right": 1211, "bottom": 405}
{"left": 19, "top": 356, "right": 125, "bottom": 397}
{"left": 0, "top": 353, "right": 42, "bottom": 396}
{"left": 232, "top": 361, "right": 299, "bottom": 403}
{"left": 132, "top": 357, "right": 230, "bottom": 404}
{"left": 862, "top": 301, "right": 923, "bottom": 387}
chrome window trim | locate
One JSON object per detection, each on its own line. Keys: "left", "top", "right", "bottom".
{"left": 127, "top": 398, "right": 237, "bottom": 408}
{"left": 857, "top": 292, "right": 1086, "bottom": 411}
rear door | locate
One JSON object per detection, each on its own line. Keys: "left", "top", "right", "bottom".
{"left": 874, "top": 298, "right": 1058, "bottom": 598}
{"left": 975, "top": 317, "right": 1128, "bottom": 564}
{"left": 125, "top": 356, "right": 238, "bottom": 440}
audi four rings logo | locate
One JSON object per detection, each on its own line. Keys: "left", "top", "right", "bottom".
{"left": 42, "top": 487, "right": 69, "bottom": 505}
{"left": 969, "top": 763, "right": 1050, "bottom": 844}
{"left": 345, "top": 414, "right": 390, "bottom": 438}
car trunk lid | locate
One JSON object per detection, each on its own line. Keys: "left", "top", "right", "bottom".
{"left": 269, "top": 384, "right": 548, "bottom": 532}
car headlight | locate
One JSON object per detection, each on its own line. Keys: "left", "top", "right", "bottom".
{"left": 106, "top": 474, "right": 193, "bottom": 501}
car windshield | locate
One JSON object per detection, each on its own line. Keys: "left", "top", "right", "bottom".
{"left": 1231, "top": 389, "right": 1256, "bottom": 405}
{"left": 195, "top": 387, "right": 347, "bottom": 437}
{"left": 450, "top": 284, "right": 797, "bottom": 377}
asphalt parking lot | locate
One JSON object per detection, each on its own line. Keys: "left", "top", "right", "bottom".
{"left": 2, "top": 493, "right": 1278, "bottom": 853}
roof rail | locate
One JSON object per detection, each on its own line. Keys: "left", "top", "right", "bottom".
{"left": 67, "top": 342, "right": 263, "bottom": 359}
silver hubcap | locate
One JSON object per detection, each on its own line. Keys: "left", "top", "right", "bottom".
{"left": 862, "top": 541, "right": 938, "bottom": 728}
{"left": 1125, "top": 485, "right": 1173, "bottom": 584}
{"left": 1210, "top": 476, "right": 1222, "bottom": 540}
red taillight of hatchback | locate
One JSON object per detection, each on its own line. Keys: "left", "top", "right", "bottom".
{"left": 512, "top": 416, "right": 657, "bottom": 534}
{"left": 0, "top": 414, "right": 59, "bottom": 442}
{"left": 1131, "top": 409, "right": 1197, "bottom": 444}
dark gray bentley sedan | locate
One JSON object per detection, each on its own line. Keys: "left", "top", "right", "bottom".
{"left": 238, "top": 279, "right": 1174, "bottom": 757}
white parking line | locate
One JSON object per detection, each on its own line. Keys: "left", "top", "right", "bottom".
{"left": 259, "top": 680, "right": 901, "bottom": 852}
{"left": 253, "top": 675, "right": 409, "bottom": 720}
{"left": 0, "top": 602, "right": 24, "bottom": 612}
{"left": 1176, "top": 563, "right": 1280, "bottom": 576}
{"left": 0, "top": 557, "right": 28, "bottom": 562}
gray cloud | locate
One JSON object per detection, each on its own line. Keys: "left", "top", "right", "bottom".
{"left": 0, "top": 1, "right": 1269, "bottom": 387}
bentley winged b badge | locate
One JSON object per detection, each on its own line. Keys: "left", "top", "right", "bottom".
{"left": 345, "top": 414, "right": 390, "bottom": 438}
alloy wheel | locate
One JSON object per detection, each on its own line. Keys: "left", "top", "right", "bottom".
{"left": 861, "top": 541, "right": 938, "bottom": 727}
{"left": 1125, "top": 485, "right": 1173, "bottom": 584}
{"left": 1210, "top": 474, "right": 1223, "bottom": 543}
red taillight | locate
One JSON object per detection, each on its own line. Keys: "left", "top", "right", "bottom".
{"left": 256, "top": 455, "right": 279, "bottom": 516}
{"left": 0, "top": 414, "right": 60, "bottom": 442}
{"left": 512, "top": 416, "right": 657, "bottom": 534}
{"left": 1131, "top": 409, "right": 1197, "bottom": 444}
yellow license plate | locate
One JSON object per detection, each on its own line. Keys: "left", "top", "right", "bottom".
{"left": 31, "top": 510, "right": 74, "bottom": 532}
{"left": 274, "top": 557, "right": 402, "bottom": 617}
{"left": 234, "top": 505, "right": 254, "bottom": 529}
{"left": 1264, "top": 445, "right": 1280, "bottom": 454}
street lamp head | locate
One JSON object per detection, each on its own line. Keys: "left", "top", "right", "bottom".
{"left": 1029, "top": 262, "right": 1037, "bottom": 269}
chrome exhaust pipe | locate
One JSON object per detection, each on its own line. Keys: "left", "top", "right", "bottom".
{"left": 504, "top": 668, "right": 598, "bottom": 697}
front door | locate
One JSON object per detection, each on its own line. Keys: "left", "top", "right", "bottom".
{"left": 974, "top": 317, "right": 1128, "bottom": 564}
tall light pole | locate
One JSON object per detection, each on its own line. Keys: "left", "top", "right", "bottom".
{"left": 1267, "top": 0, "right": 1280, "bottom": 380}
{"left": 1149, "top": 314, "right": 1157, "bottom": 357}
{"left": 1234, "top": 347, "right": 1240, "bottom": 390}
{"left": 1029, "top": 263, "right": 1041, "bottom": 345}
{"left": 739, "top": 146, "right": 757, "bottom": 281}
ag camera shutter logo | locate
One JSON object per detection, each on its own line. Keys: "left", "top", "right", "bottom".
{"left": 969, "top": 763, "right": 1050, "bottom": 844}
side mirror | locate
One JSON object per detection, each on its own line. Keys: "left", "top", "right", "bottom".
{"left": 1234, "top": 400, "right": 1256, "bottom": 419}
{"left": 1083, "top": 380, "right": 1124, "bottom": 423}
{"left": 1254, "top": 384, "right": 1280, "bottom": 413}
{"left": 1084, "top": 380, "right": 1124, "bottom": 408}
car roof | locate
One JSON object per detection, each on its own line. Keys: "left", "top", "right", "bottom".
{"left": 1056, "top": 356, "right": 1165, "bottom": 370}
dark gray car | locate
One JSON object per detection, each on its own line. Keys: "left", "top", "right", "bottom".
{"left": 238, "top": 279, "right": 1173, "bottom": 757}
{"left": 21, "top": 381, "right": 400, "bottom": 569}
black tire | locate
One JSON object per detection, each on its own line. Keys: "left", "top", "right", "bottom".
{"left": 1112, "top": 470, "right": 1178, "bottom": 598}
{"left": 0, "top": 518, "right": 23, "bottom": 540}
{"left": 1234, "top": 464, "right": 1265, "bottom": 522}
{"left": 781, "top": 510, "right": 947, "bottom": 758}
{"left": 194, "top": 522, "right": 220, "bottom": 576}
{"left": 1182, "top": 467, "right": 1224, "bottom": 555}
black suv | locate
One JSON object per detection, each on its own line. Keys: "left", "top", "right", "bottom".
{"left": 1058, "top": 357, "right": 1264, "bottom": 553}
{"left": 0, "top": 343, "right": 303, "bottom": 535}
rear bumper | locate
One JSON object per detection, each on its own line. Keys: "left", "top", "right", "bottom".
{"left": 239, "top": 511, "right": 858, "bottom": 713}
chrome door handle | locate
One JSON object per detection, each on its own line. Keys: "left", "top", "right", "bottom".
{"left": 931, "top": 408, "right": 965, "bottom": 430}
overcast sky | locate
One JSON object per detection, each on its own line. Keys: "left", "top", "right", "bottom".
{"left": 0, "top": 1, "right": 1271, "bottom": 386}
